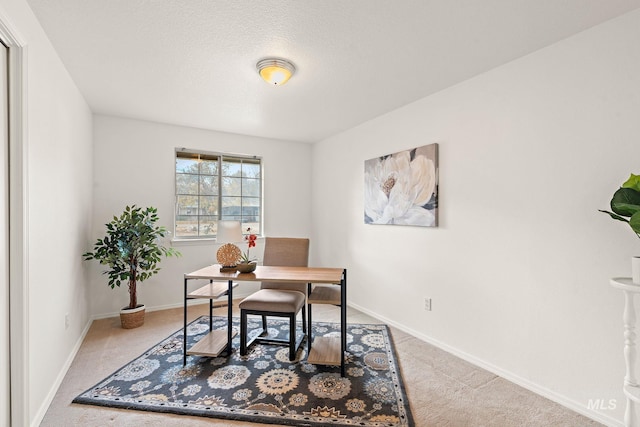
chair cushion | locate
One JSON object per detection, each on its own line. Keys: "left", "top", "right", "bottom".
{"left": 239, "top": 289, "right": 305, "bottom": 313}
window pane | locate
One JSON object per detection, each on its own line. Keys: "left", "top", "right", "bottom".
{"left": 176, "top": 173, "right": 199, "bottom": 195}
{"left": 199, "top": 196, "right": 218, "bottom": 216}
{"left": 199, "top": 158, "right": 218, "bottom": 176}
{"left": 243, "top": 222, "right": 260, "bottom": 235}
{"left": 199, "top": 217, "right": 217, "bottom": 236}
{"left": 222, "top": 177, "right": 242, "bottom": 196}
{"left": 242, "top": 161, "right": 261, "bottom": 178}
{"left": 242, "top": 197, "right": 260, "bottom": 207}
{"left": 242, "top": 204, "right": 260, "bottom": 220}
{"left": 175, "top": 220, "right": 198, "bottom": 237}
{"left": 221, "top": 196, "right": 241, "bottom": 219}
{"left": 222, "top": 159, "right": 242, "bottom": 177}
{"left": 242, "top": 178, "right": 260, "bottom": 197}
{"left": 176, "top": 195, "right": 199, "bottom": 215}
{"left": 200, "top": 175, "right": 218, "bottom": 195}
{"left": 176, "top": 156, "right": 199, "bottom": 174}
{"left": 176, "top": 186, "right": 205, "bottom": 237}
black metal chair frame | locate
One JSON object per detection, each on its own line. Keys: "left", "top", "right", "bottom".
{"left": 240, "top": 303, "right": 307, "bottom": 361}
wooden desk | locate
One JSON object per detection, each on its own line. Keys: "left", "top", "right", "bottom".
{"left": 183, "top": 264, "right": 347, "bottom": 375}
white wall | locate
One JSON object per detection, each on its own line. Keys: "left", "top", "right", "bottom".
{"left": 311, "top": 9, "right": 640, "bottom": 425}
{"left": 90, "top": 115, "right": 312, "bottom": 316}
{"left": 0, "top": 0, "right": 94, "bottom": 425}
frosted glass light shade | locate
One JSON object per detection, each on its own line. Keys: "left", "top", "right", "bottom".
{"left": 257, "top": 58, "right": 295, "bottom": 85}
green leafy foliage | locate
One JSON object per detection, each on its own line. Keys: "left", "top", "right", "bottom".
{"left": 623, "top": 174, "right": 640, "bottom": 192}
{"left": 83, "top": 206, "right": 181, "bottom": 309}
{"left": 610, "top": 188, "right": 640, "bottom": 217}
{"left": 600, "top": 174, "right": 640, "bottom": 238}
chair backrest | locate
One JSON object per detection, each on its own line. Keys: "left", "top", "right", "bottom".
{"left": 261, "top": 237, "right": 310, "bottom": 293}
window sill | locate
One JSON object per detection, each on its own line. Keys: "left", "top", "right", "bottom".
{"left": 171, "top": 237, "right": 216, "bottom": 247}
{"left": 171, "top": 236, "right": 264, "bottom": 247}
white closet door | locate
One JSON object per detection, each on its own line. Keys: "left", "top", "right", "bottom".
{"left": 0, "top": 40, "right": 9, "bottom": 427}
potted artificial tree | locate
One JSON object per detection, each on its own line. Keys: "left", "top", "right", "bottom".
{"left": 83, "top": 205, "right": 180, "bottom": 328}
{"left": 600, "top": 173, "right": 640, "bottom": 283}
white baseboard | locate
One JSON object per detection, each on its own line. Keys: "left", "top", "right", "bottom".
{"left": 91, "top": 299, "right": 217, "bottom": 320}
{"left": 91, "top": 289, "right": 255, "bottom": 321}
{"left": 30, "top": 318, "right": 94, "bottom": 427}
{"left": 347, "top": 301, "right": 621, "bottom": 427}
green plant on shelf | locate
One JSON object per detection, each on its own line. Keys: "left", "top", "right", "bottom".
{"left": 600, "top": 173, "right": 640, "bottom": 239}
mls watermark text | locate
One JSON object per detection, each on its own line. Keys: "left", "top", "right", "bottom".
{"left": 587, "top": 399, "right": 617, "bottom": 411}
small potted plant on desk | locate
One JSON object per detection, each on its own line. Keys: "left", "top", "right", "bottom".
{"left": 236, "top": 228, "right": 257, "bottom": 273}
{"left": 83, "top": 205, "right": 180, "bottom": 328}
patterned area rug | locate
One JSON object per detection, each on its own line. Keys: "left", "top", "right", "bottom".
{"left": 73, "top": 315, "right": 414, "bottom": 426}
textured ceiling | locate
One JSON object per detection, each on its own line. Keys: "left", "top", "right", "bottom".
{"left": 26, "top": 0, "right": 640, "bottom": 143}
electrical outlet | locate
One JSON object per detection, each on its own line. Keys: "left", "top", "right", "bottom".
{"left": 424, "top": 298, "right": 432, "bottom": 311}
{"left": 65, "top": 313, "right": 70, "bottom": 329}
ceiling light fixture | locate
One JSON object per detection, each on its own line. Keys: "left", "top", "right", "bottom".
{"left": 256, "top": 58, "right": 296, "bottom": 86}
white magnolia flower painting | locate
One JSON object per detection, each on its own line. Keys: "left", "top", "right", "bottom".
{"left": 364, "top": 143, "right": 438, "bottom": 227}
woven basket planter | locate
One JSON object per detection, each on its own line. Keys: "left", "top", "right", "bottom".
{"left": 120, "top": 305, "right": 145, "bottom": 329}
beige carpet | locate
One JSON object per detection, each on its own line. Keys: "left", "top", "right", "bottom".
{"left": 40, "top": 302, "right": 600, "bottom": 427}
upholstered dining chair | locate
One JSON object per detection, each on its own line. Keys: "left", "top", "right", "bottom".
{"left": 239, "top": 237, "right": 309, "bottom": 360}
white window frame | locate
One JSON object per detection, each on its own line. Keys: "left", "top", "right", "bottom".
{"left": 174, "top": 148, "right": 262, "bottom": 239}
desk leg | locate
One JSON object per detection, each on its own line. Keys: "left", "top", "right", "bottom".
{"left": 341, "top": 269, "right": 347, "bottom": 377}
{"left": 183, "top": 277, "right": 188, "bottom": 366}
{"left": 209, "top": 280, "right": 213, "bottom": 331}
{"left": 226, "top": 279, "right": 233, "bottom": 355}
{"left": 307, "top": 282, "right": 313, "bottom": 355}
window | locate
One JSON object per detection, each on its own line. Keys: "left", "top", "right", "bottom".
{"left": 175, "top": 149, "right": 262, "bottom": 238}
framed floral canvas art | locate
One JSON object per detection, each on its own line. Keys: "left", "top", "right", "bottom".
{"left": 364, "top": 143, "right": 438, "bottom": 227}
